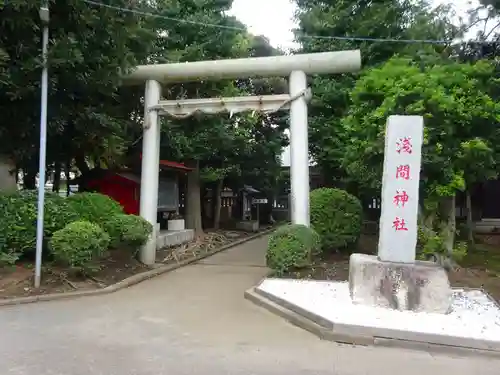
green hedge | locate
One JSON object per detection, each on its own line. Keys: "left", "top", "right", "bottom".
{"left": 266, "top": 224, "right": 320, "bottom": 276}
{"left": 49, "top": 221, "right": 110, "bottom": 273}
{"left": 66, "top": 192, "right": 123, "bottom": 222}
{"left": 0, "top": 191, "right": 79, "bottom": 265}
{"left": 101, "top": 214, "right": 153, "bottom": 249}
{"left": 309, "top": 187, "right": 362, "bottom": 252}
{"left": 0, "top": 190, "right": 155, "bottom": 267}
{"left": 0, "top": 191, "right": 129, "bottom": 266}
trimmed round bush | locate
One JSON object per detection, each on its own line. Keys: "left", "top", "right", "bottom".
{"left": 66, "top": 192, "right": 123, "bottom": 222}
{"left": 266, "top": 224, "right": 321, "bottom": 276}
{"left": 0, "top": 190, "right": 80, "bottom": 262}
{"left": 310, "top": 187, "right": 363, "bottom": 252}
{"left": 101, "top": 214, "right": 153, "bottom": 249}
{"left": 49, "top": 221, "right": 110, "bottom": 273}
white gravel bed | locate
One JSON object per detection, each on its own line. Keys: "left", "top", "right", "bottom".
{"left": 257, "top": 278, "right": 500, "bottom": 342}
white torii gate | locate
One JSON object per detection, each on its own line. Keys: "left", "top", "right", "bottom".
{"left": 122, "top": 50, "right": 362, "bottom": 265}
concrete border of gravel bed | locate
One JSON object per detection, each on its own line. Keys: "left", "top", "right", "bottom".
{"left": 244, "top": 280, "right": 500, "bottom": 359}
{"left": 0, "top": 227, "right": 276, "bottom": 307}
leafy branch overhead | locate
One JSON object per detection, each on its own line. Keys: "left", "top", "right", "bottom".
{"left": 342, "top": 57, "right": 500, "bottom": 197}
{"left": 0, "top": 0, "right": 288, "bottom": 196}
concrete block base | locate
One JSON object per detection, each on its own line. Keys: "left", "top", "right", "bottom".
{"left": 348, "top": 253, "right": 452, "bottom": 314}
{"left": 236, "top": 220, "right": 259, "bottom": 232}
{"left": 249, "top": 279, "right": 500, "bottom": 357}
{"left": 156, "top": 229, "right": 194, "bottom": 250}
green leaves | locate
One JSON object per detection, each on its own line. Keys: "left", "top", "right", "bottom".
{"left": 152, "top": 7, "right": 287, "bottom": 191}
{"left": 0, "top": 0, "right": 288, "bottom": 192}
{"left": 100, "top": 214, "right": 153, "bottom": 249}
{"left": 293, "top": 0, "right": 459, "bottom": 189}
{"left": 266, "top": 224, "right": 321, "bottom": 276}
{"left": 341, "top": 57, "right": 500, "bottom": 200}
{"left": 0, "top": 0, "right": 156, "bottom": 169}
{"left": 66, "top": 192, "right": 124, "bottom": 223}
{"left": 310, "top": 187, "right": 363, "bottom": 252}
{"left": 0, "top": 190, "right": 79, "bottom": 260}
{"left": 49, "top": 220, "right": 110, "bottom": 274}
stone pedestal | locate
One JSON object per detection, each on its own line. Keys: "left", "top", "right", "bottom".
{"left": 167, "top": 219, "right": 185, "bottom": 231}
{"left": 236, "top": 220, "right": 259, "bottom": 232}
{"left": 156, "top": 229, "right": 194, "bottom": 250}
{"left": 349, "top": 253, "right": 452, "bottom": 314}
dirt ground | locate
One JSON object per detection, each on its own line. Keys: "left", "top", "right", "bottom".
{"left": 0, "top": 228, "right": 266, "bottom": 299}
{"left": 283, "top": 234, "right": 500, "bottom": 302}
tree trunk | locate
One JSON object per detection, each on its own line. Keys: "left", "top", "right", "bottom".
{"left": 440, "top": 195, "right": 456, "bottom": 257}
{"left": 418, "top": 202, "right": 435, "bottom": 238}
{"left": 23, "top": 174, "right": 36, "bottom": 189}
{"left": 465, "top": 189, "right": 475, "bottom": 247}
{"left": 201, "top": 184, "right": 209, "bottom": 227}
{"left": 185, "top": 160, "right": 204, "bottom": 237}
{"left": 22, "top": 162, "right": 37, "bottom": 190}
{"left": 74, "top": 153, "right": 89, "bottom": 174}
{"left": 65, "top": 160, "right": 71, "bottom": 196}
{"left": 0, "top": 156, "right": 18, "bottom": 192}
{"left": 213, "top": 179, "right": 223, "bottom": 230}
{"left": 53, "top": 161, "right": 61, "bottom": 192}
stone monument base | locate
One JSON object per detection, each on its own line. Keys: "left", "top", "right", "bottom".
{"left": 348, "top": 253, "right": 452, "bottom": 314}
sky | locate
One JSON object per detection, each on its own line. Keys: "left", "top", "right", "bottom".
{"left": 228, "top": 0, "right": 298, "bottom": 50}
{"left": 228, "top": 0, "right": 481, "bottom": 166}
{"left": 229, "top": 0, "right": 478, "bottom": 48}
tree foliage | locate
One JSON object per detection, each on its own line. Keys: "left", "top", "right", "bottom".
{"left": 310, "top": 187, "right": 362, "bottom": 252}
{"left": 0, "top": 0, "right": 288, "bottom": 233}
{"left": 0, "top": 0, "right": 156, "bottom": 179}
{"left": 146, "top": 3, "right": 287, "bottom": 232}
{"left": 341, "top": 56, "right": 500, "bottom": 260}
{"left": 266, "top": 224, "right": 321, "bottom": 276}
{"left": 343, "top": 57, "right": 500, "bottom": 192}
{"left": 293, "top": 0, "right": 459, "bottom": 186}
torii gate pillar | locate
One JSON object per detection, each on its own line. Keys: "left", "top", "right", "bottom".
{"left": 139, "top": 80, "right": 162, "bottom": 265}
{"left": 123, "top": 50, "right": 362, "bottom": 265}
{"left": 289, "top": 70, "right": 309, "bottom": 226}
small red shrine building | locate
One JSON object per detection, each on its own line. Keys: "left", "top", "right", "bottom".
{"left": 78, "top": 160, "right": 192, "bottom": 216}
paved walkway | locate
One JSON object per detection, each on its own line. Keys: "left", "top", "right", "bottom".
{"left": 0, "top": 235, "right": 499, "bottom": 375}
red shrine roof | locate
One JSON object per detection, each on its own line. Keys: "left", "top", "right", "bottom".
{"left": 159, "top": 159, "right": 193, "bottom": 171}
{"left": 138, "top": 154, "right": 193, "bottom": 172}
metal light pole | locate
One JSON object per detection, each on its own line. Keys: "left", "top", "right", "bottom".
{"left": 34, "top": 5, "right": 50, "bottom": 288}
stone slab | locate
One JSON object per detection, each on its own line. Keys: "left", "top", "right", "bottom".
{"left": 236, "top": 220, "right": 259, "bottom": 232}
{"left": 349, "top": 253, "right": 452, "bottom": 313}
{"left": 156, "top": 229, "right": 194, "bottom": 250}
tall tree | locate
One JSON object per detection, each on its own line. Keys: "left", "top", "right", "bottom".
{"left": 1, "top": 0, "right": 288, "bottom": 233}
{"left": 341, "top": 57, "right": 500, "bottom": 263}
{"left": 0, "top": 0, "right": 156, "bottom": 184}
{"left": 293, "top": 0, "right": 459, "bottom": 187}
{"left": 149, "top": 0, "right": 287, "bottom": 234}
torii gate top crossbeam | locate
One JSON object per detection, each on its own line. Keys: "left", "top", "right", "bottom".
{"left": 122, "top": 50, "right": 361, "bottom": 85}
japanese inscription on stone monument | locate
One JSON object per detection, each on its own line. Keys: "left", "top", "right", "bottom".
{"left": 378, "top": 116, "right": 424, "bottom": 263}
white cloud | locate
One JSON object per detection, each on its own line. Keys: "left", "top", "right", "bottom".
{"left": 228, "top": 0, "right": 297, "bottom": 50}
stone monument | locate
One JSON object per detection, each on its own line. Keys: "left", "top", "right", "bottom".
{"left": 251, "top": 115, "right": 500, "bottom": 354}
{"left": 349, "top": 115, "right": 452, "bottom": 313}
